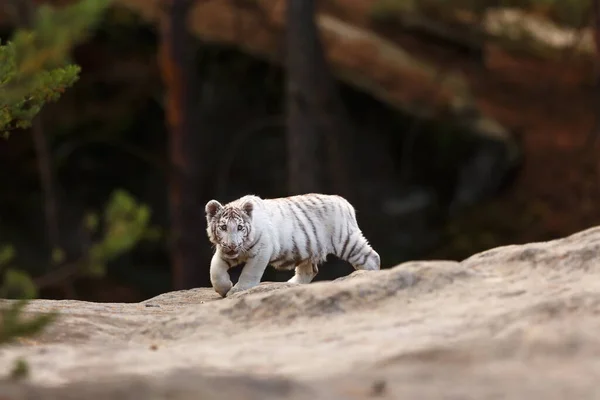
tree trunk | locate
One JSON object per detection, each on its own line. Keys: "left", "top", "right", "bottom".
{"left": 285, "top": 0, "right": 321, "bottom": 194}
{"left": 158, "top": 0, "right": 212, "bottom": 290}
{"left": 285, "top": 0, "right": 354, "bottom": 199}
{"left": 14, "top": 0, "right": 61, "bottom": 261}
{"left": 586, "top": 0, "right": 600, "bottom": 148}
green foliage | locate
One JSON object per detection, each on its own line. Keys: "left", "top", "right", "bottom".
{"left": 0, "top": 269, "right": 37, "bottom": 300}
{"left": 370, "top": 0, "right": 487, "bottom": 22}
{"left": 0, "top": 0, "right": 112, "bottom": 137}
{"left": 370, "top": 0, "right": 415, "bottom": 23}
{"left": 0, "top": 245, "right": 16, "bottom": 266}
{"left": 371, "top": 0, "right": 415, "bottom": 19}
{"left": 83, "top": 189, "right": 161, "bottom": 278}
{"left": 0, "top": 244, "right": 55, "bottom": 356}
{"left": 51, "top": 247, "right": 66, "bottom": 266}
{"left": 0, "top": 275, "right": 54, "bottom": 380}
{"left": 0, "top": 300, "right": 57, "bottom": 346}
{"left": 538, "top": 0, "right": 588, "bottom": 28}
{"left": 370, "top": 0, "right": 589, "bottom": 28}
{"left": 10, "top": 358, "right": 30, "bottom": 380}
{"left": 0, "top": 190, "right": 158, "bottom": 294}
{"left": 0, "top": 245, "right": 36, "bottom": 300}
{"left": 0, "top": 189, "right": 158, "bottom": 378}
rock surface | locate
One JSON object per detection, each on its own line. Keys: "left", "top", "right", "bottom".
{"left": 2, "top": 226, "right": 600, "bottom": 398}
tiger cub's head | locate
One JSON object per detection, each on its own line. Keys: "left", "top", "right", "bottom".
{"left": 205, "top": 199, "right": 254, "bottom": 259}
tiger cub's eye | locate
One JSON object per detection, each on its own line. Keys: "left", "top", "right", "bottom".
{"left": 237, "top": 225, "right": 244, "bottom": 231}
{"left": 219, "top": 224, "right": 227, "bottom": 231}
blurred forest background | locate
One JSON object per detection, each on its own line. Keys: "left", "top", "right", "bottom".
{"left": 0, "top": 0, "right": 599, "bottom": 303}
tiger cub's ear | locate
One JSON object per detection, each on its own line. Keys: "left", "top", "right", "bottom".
{"left": 205, "top": 200, "right": 222, "bottom": 220}
{"left": 241, "top": 201, "right": 253, "bottom": 218}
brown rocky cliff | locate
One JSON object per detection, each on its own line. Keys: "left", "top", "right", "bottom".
{"left": 118, "top": 0, "right": 476, "bottom": 119}
{"left": 112, "top": 0, "right": 600, "bottom": 253}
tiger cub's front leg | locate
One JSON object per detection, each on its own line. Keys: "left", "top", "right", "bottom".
{"left": 226, "top": 251, "right": 271, "bottom": 297}
{"left": 210, "top": 252, "right": 233, "bottom": 297}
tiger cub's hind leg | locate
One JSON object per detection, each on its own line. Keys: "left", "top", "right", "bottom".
{"left": 288, "top": 261, "right": 319, "bottom": 284}
{"left": 339, "top": 230, "right": 381, "bottom": 271}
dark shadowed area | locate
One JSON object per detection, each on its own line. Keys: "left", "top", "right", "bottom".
{"left": 0, "top": 0, "right": 596, "bottom": 302}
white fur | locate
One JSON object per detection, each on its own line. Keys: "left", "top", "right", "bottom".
{"left": 205, "top": 193, "right": 380, "bottom": 297}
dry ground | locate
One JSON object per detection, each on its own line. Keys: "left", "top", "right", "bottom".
{"left": 1, "top": 226, "right": 600, "bottom": 398}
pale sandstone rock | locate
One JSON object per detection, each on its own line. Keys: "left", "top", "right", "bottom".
{"left": 1, "top": 226, "right": 600, "bottom": 398}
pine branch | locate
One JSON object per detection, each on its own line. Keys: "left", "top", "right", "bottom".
{"left": 0, "top": 300, "right": 57, "bottom": 346}
{"left": 0, "top": 0, "right": 112, "bottom": 137}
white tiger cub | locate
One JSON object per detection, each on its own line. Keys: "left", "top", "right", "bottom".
{"left": 204, "top": 193, "right": 380, "bottom": 297}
